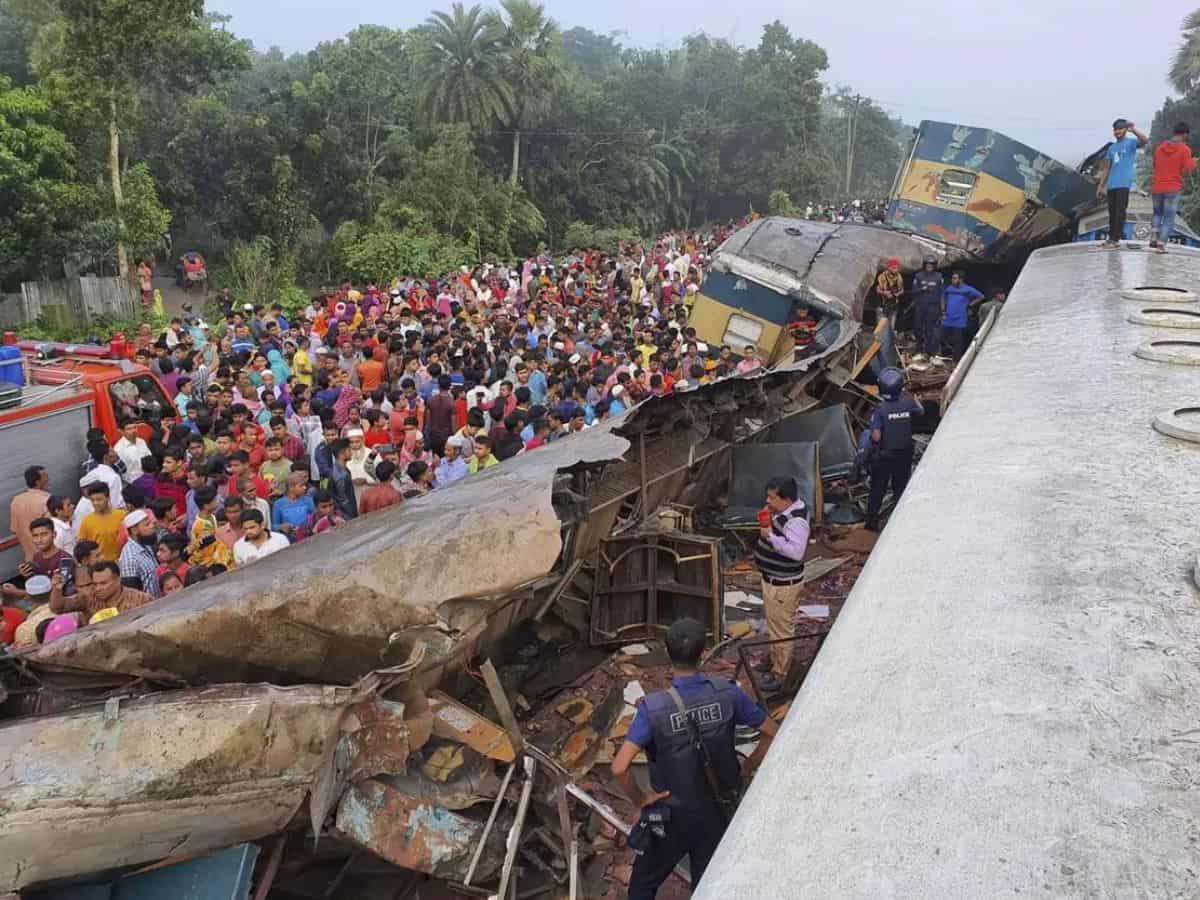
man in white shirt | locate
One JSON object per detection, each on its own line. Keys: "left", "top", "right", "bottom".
{"left": 232, "top": 509, "right": 290, "bottom": 566}
{"left": 80, "top": 442, "right": 126, "bottom": 509}
{"left": 113, "top": 420, "right": 151, "bottom": 483}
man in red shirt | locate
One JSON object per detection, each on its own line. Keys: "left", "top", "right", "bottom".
{"left": 154, "top": 447, "right": 190, "bottom": 517}
{"left": 270, "top": 418, "right": 307, "bottom": 462}
{"left": 1151, "top": 122, "right": 1197, "bottom": 253}
{"left": 359, "top": 461, "right": 403, "bottom": 514}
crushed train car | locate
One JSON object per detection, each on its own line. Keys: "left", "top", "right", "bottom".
{"left": 0, "top": 679, "right": 412, "bottom": 892}
{"left": 689, "top": 215, "right": 929, "bottom": 366}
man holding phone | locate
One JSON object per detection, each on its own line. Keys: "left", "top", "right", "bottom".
{"left": 1, "top": 517, "right": 74, "bottom": 604}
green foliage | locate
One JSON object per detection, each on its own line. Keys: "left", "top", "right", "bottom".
{"left": 413, "top": 3, "right": 512, "bottom": 129}
{"left": 768, "top": 190, "right": 798, "bottom": 216}
{"left": 2, "top": 2, "right": 913, "bottom": 292}
{"left": 342, "top": 230, "right": 473, "bottom": 282}
{"left": 561, "top": 221, "right": 641, "bottom": 253}
{"left": 120, "top": 163, "right": 171, "bottom": 257}
{"left": 19, "top": 307, "right": 168, "bottom": 344}
{"left": 1170, "top": 9, "right": 1200, "bottom": 94}
{"left": 0, "top": 75, "right": 101, "bottom": 284}
{"left": 222, "top": 235, "right": 300, "bottom": 310}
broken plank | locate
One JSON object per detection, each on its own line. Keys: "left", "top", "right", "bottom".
{"left": 556, "top": 787, "right": 579, "bottom": 900}
{"left": 801, "top": 555, "right": 851, "bottom": 584}
{"left": 562, "top": 783, "right": 689, "bottom": 886}
{"left": 481, "top": 659, "right": 525, "bottom": 755}
{"left": 534, "top": 558, "right": 586, "bottom": 622}
{"left": 430, "top": 691, "right": 517, "bottom": 764}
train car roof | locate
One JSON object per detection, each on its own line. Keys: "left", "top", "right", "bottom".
{"left": 710, "top": 215, "right": 936, "bottom": 322}
{"left": 696, "top": 243, "right": 1200, "bottom": 898}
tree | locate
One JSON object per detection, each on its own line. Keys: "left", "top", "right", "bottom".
{"left": 490, "top": 0, "right": 567, "bottom": 185}
{"left": 413, "top": 3, "right": 510, "bottom": 131}
{"left": 294, "top": 26, "right": 410, "bottom": 222}
{"left": 560, "top": 27, "right": 623, "bottom": 81}
{"left": 1170, "top": 9, "right": 1200, "bottom": 94}
{"left": 51, "top": 0, "right": 204, "bottom": 276}
{"left": 47, "top": 1, "right": 246, "bottom": 277}
{"left": 0, "top": 0, "right": 56, "bottom": 84}
{"left": 0, "top": 75, "right": 100, "bottom": 284}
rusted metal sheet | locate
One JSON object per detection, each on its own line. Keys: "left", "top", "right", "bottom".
{"left": 0, "top": 682, "right": 408, "bottom": 892}
{"left": 23, "top": 426, "right": 631, "bottom": 686}
{"left": 335, "top": 779, "right": 502, "bottom": 881}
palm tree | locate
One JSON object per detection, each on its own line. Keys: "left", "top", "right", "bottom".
{"left": 413, "top": 3, "right": 511, "bottom": 129}
{"left": 1170, "top": 9, "right": 1200, "bottom": 94}
{"left": 490, "top": 0, "right": 567, "bottom": 185}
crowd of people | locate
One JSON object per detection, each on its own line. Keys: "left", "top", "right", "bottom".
{"left": 801, "top": 198, "right": 888, "bottom": 224}
{"left": 1, "top": 225, "right": 783, "bottom": 648}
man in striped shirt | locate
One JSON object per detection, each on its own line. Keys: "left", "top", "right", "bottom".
{"left": 754, "top": 477, "right": 811, "bottom": 689}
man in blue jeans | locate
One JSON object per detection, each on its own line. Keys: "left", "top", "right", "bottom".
{"left": 1151, "top": 122, "right": 1197, "bottom": 253}
{"left": 940, "top": 272, "right": 984, "bottom": 361}
{"left": 1095, "top": 118, "right": 1149, "bottom": 247}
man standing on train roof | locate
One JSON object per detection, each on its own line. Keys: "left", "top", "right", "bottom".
{"left": 1095, "top": 118, "right": 1149, "bottom": 248}
{"left": 865, "top": 366, "right": 923, "bottom": 533}
{"left": 910, "top": 255, "right": 944, "bottom": 364}
{"left": 1150, "top": 122, "right": 1196, "bottom": 253}
{"left": 612, "top": 618, "right": 778, "bottom": 900}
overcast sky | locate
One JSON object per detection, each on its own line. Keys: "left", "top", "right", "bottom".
{"left": 211, "top": 0, "right": 1193, "bottom": 163}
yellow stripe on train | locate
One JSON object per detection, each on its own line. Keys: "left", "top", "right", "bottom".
{"left": 895, "top": 158, "right": 1031, "bottom": 233}
{"left": 689, "top": 295, "right": 785, "bottom": 362}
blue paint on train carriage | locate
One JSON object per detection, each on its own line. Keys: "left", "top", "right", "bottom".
{"left": 699, "top": 271, "right": 793, "bottom": 325}
{"left": 1072, "top": 192, "right": 1200, "bottom": 247}
{"left": 914, "top": 121, "right": 1096, "bottom": 215}
{"left": 1075, "top": 224, "right": 1200, "bottom": 247}
{"left": 885, "top": 199, "right": 1002, "bottom": 257}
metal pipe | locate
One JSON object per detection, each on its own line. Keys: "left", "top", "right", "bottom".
{"left": 464, "top": 762, "right": 517, "bottom": 887}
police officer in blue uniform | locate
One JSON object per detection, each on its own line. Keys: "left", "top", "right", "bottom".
{"left": 910, "top": 255, "right": 945, "bottom": 362}
{"left": 612, "top": 618, "right": 778, "bottom": 899}
{"left": 865, "top": 366, "right": 923, "bottom": 532}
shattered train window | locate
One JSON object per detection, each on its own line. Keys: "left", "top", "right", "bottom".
{"left": 936, "top": 169, "right": 977, "bottom": 207}
{"left": 722, "top": 314, "right": 764, "bottom": 349}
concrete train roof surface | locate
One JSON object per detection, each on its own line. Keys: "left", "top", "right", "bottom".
{"left": 696, "top": 244, "right": 1200, "bottom": 899}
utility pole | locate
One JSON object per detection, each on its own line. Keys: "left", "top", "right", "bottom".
{"left": 845, "top": 94, "right": 861, "bottom": 197}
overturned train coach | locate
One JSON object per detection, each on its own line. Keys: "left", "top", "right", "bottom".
{"left": 885, "top": 120, "right": 1099, "bottom": 261}
{"left": 688, "top": 215, "right": 933, "bottom": 367}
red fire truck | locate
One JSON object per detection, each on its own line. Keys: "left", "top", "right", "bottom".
{"left": 0, "top": 340, "right": 170, "bottom": 576}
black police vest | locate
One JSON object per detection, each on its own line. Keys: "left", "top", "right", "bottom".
{"left": 641, "top": 678, "right": 741, "bottom": 812}
{"left": 877, "top": 398, "right": 915, "bottom": 453}
{"left": 754, "top": 503, "right": 808, "bottom": 582}
{"left": 912, "top": 272, "right": 944, "bottom": 302}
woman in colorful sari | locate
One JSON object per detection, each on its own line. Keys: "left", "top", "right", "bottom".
{"left": 331, "top": 373, "right": 362, "bottom": 430}
{"left": 187, "top": 485, "right": 235, "bottom": 571}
